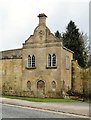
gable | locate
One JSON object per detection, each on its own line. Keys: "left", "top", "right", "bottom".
{"left": 24, "top": 25, "right": 62, "bottom": 44}
{"left": 23, "top": 13, "right": 62, "bottom": 48}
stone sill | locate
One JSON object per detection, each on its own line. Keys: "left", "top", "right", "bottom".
{"left": 46, "top": 66, "right": 57, "bottom": 69}
{"left": 26, "top": 67, "right": 36, "bottom": 69}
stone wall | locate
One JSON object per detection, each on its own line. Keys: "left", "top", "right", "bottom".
{"left": 82, "top": 67, "right": 91, "bottom": 95}
{"left": 0, "top": 49, "right": 22, "bottom": 59}
{"left": 61, "top": 47, "right": 73, "bottom": 92}
{"left": 1, "top": 59, "right": 22, "bottom": 96}
{"left": 72, "top": 60, "right": 91, "bottom": 95}
{"left": 0, "top": 60, "right": 2, "bottom": 95}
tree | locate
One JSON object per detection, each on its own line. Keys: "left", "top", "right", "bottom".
{"left": 81, "top": 33, "right": 90, "bottom": 67}
{"left": 55, "top": 30, "right": 61, "bottom": 38}
{"left": 88, "top": 55, "right": 91, "bottom": 66}
{"left": 62, "top": 20, "right": 87, "bottom": 67}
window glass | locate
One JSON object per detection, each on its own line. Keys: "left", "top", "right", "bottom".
{"left": 52, "top": 54, "right": 56, "bottom": 66}
{"left": 48, "top": 54, "right": 51, "bottom": 67}
{"left": 27, "top": 55, "right": 35, "bottom": 68}
{"left": 47, "top": 54, "right": 57, "bottom": 67}
{"left": 28, "top": 55, "right": 31, "bottom": 67}
{"left": 32, "top": 55, "right": 35, "bottom": 67}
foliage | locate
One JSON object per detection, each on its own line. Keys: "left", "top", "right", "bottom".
{"left": 62, "top": 20, "right": 88, "bottom": 67}
{"left": 67, "top": 89, "right": 90, "bottom": 101}
{"left": 67, "top": 90, "right": 82, "bottom": 97}
{"left": 55, "top": 30, "right": 61, "bottom": 38}
{"left": 88, "top": 55, "right": 91, "bottom": 66}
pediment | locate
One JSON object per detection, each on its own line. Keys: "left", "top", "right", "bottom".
{"left": 24, "top": 25, "right": 61, "bottom": 45}
{"left": 23, "top": 13, "right": 62, "bottom": 47}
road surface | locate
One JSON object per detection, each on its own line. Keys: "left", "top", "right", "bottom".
{"left": 1, "top": 103, "right": 84, "bottom": 119}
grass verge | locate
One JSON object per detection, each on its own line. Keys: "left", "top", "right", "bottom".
{"left": 2, "top": 95, "right": 79, "bottom": 102}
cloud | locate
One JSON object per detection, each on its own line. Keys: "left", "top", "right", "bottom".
{"left": 0, "top": 0, "right": 89, "bottom": 51}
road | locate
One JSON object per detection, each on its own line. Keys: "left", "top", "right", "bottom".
{"left": 2, "top": 97, "right": 89, "bottom": 116}
{"left": 1, "top": 104, "right": 84, "bottom": 119}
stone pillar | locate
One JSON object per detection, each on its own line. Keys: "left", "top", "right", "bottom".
{"left": 38, "top": 13, "right": 47, "bottom": 26}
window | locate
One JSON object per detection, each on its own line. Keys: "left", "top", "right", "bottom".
{"left": 48, "top": 54, "right": 51, "bottom": 67}
{"left": 32, "top": 55, "right": 35, "bottom": 67}
{"left": 66, "top": 56, "right": 70, "bottom": 69}
{"left": 52, "top": 54, "right": 56, "bottom": 66}
{"left": 47, "top": 54, "right": 57, "bottom": 68}
{"left": 27, "top": 55, "right": 36, "bottom": 68}
{"left": 28, "top": 55, "right": 31, "bottom": 67}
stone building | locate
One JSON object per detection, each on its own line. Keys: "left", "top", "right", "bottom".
{"left": 1, "top": 13, "right": 90, "bottom": 98}
{"left": 0, "top": 13, "right": 73, "bottom": 98}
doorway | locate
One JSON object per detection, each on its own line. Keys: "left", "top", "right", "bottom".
{"left": 37, "top": 80, "right": 45, "bottom": 98}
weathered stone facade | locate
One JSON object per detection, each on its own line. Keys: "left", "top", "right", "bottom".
{"left": 72, "top": 60, "right": 91, "bottom": 96}
{"left": 0, "top": 13, "right": 90, "bottom": 98}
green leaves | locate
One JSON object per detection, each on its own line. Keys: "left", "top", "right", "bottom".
{"left": 55, "top": 30, "right": 61, "bottom": 38}
{"left": 62, "top": 20, "right": 87, "bottom": 67}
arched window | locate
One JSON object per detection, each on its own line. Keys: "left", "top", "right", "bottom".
{"left": 52, "top": 54, "right": 56, "bottom": 66}
{"left": 28, "top": 55, "right": 31, "bottom": 67}
{"left": 48, "top": 54, "right": 51, "bottom": 67}
{"left": 32, "top": 55, "right": 35, "bottom": 67}
{"left": 27, "top": 81, "right": 31, "bottom": 90}
{"left": 27, "top": 55, "right": 36, "bottom": 68}
{"left": 52, "top": 81, "right": 56, "bottom": 89}
{"left": 37, "top": 80, "right": 45, "bottom": 89}
{"left": 47, "top": 54, "right": 57, "bottom": 67}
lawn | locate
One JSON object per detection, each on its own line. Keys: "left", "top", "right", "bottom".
{"left": 2, "top": 95, "right": 79, "bottom": 102}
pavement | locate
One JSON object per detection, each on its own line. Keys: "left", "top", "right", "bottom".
{"left": 0, "top": 97, "right": 90, "bottom": 118}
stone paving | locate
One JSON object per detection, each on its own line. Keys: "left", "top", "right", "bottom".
{"left": 0, "top": 98, "right": 90, "bottom": 117}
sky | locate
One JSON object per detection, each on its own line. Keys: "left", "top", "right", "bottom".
{"left": 0, "top": 0, "right": 90, "bottom": 51}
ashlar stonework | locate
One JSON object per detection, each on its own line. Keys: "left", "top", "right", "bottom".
{"left": 0, "top": 13, "right": 90, "bottom": 98}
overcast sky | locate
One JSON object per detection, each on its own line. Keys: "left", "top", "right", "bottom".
{"left": 0, "top": 0, "right": 90, "bottom": 51}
